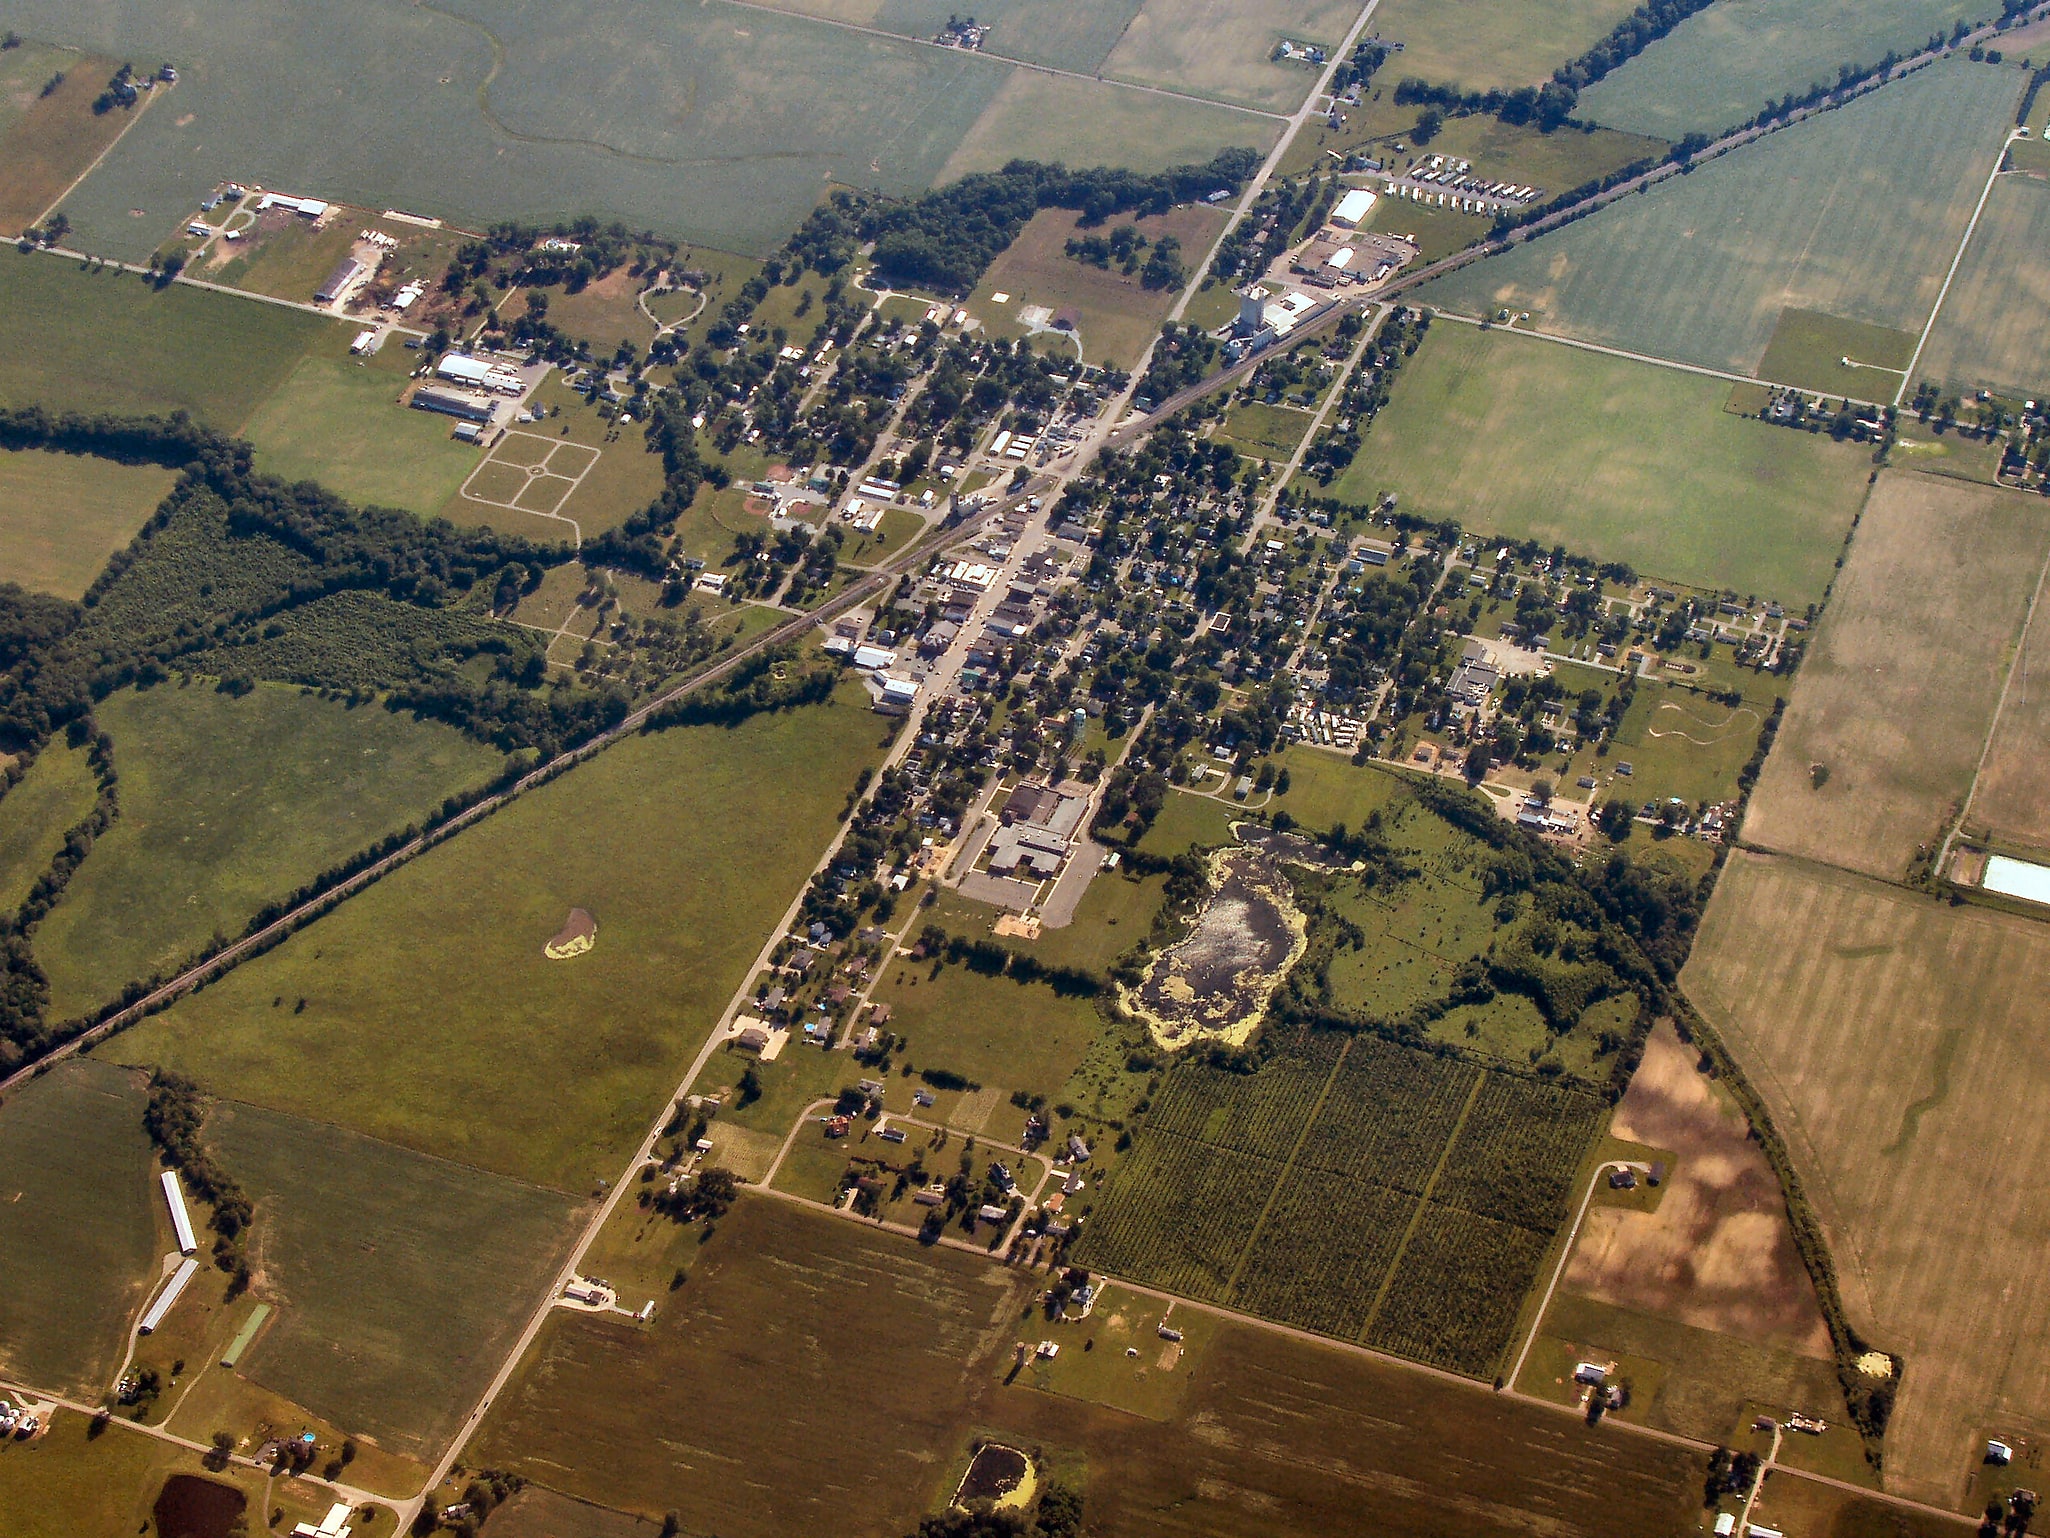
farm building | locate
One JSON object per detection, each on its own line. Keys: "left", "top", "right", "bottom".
{"left": 291, "top": 1502, "right": 355, "bottom": 1538}
{"left": 161, "top": 1169, "right": 198, "bottom": 1256}
{"left": 411, "top": 385, "right": 495, "bottom": 423}
{"left": 315, "top": 257, "right": 365, "bottom": 305}
{"left": 137, "top": 1256, "right": 200, "bottom": 1335}
{"left": 256, "top": 193, "right": 329, "bottom": 217}
{"left": 436, "top": 354, "right": 496, "bottom": 388}
{"left": 1331, "top": 188, "right": 1378, "bottom": 228}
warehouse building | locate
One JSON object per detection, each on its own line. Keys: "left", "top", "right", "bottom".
{"left": 1330, "top": 187, "right": 1378, "bottom": 228}
{"left": 314, "top": 257, "right": 365, "bottom": 305}
{"left": 411, "top": 385, "right": 496, "bottom": 423}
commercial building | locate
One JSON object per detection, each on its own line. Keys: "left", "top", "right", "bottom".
{"left": 1330, "top": 188, "right": 1378, "bottom": 228}
{"left": 255, "top": 193, "right": 329, "bottom": 218}
{"left": 435, "top": 354, "right": 496, "bottom": 388}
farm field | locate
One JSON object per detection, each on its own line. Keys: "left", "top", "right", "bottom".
{"left": 0, "top": 737, "right": 97, "bottom": 913}
{"left": 0, "top": 248, "right": 327, "bottom": 426}
{"left": 205, "top": 1098, "right": 582, "bottom": 1458}
{"left": 241, "top": 332, "right": 480, "bottom": 516}
{"left": 475, "top": 1191, "right": 1708, "bottom": 1538}
{"left": 1367, "top": 0, "right": 1644, "bottom": 93}
{"left": 1966, "top": 547, "right": 2050, "bottom": 852}
{"left": 0, "top": 446, "right": 176, "bottom": 599}
{"left": 1102, "top": 0, "right": 1358, "bottom": 111}
{"left": 104, "top": 690, "right": 890, "bottom": 1194}
{"left": 938, "top": 70, "right": 1277, "bottom": 183}
{"left": 1754, "top": 306, "right": 1918, "bottom": 398}
{"left": 1741, "top": 472, "right": 2050, "bottom": 882}
{"left": 1328, "top": 323, "right": 1871, "bottom": 605}
{"left": 746, "top": 0, "right": 1144, "bottom": 75}
{"left": 0, "top": 48, "right": 137, "bottom": 237}
{"left": 967, "top": 205, "right": 1229, "bottom": 371}
{"left": 0, "top": 1060, "right": 163, "bottom": 1396}
{"left": 1914, "top": 173, "right": 2050, "bottom": 402}
{"left": 1579, "top": 0, "right": 1996, "bottom": 141}
{"left": 1421, "top": 59, "right": 2020, "bottom": 375}
{"left": 36, "top": 680, "right": 505, "bottom": 1021}
{"left": 1683, "top": 850, "right": 2050, "bottom": 1505}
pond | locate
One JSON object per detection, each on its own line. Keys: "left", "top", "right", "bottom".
{"left": 954, "top": 1442, "right": 1034, "bottom": 1507}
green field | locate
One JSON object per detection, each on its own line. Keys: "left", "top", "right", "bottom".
{"left": 0, "top": 44, "right": 134, "bottom": 238}
{"left": 1605, "top": 681, "right": 1776, "bottom": 809}
{"left": 1579, "top": 0, "right": 1999, "bottom": 140}
{"left": 36, "top": 681, "right": 505, "bottom": 1020}
{"left": 0, "top": 446, "right": 176, "bottom": 599}
{"left": 939, "top": 70, "right": 1277, "bottom": 183}
{"left": 1220, "top": 400, "right": 1316, "bottom": 459}
{"left": 1283, "top": 92, "right": 1667, "bottom": 186}
{"left": 1329, "top": 324, "right": 1871, "bottom": 604}
{"left": 1369, "top": 0, "right": 1645, "bottom": 92}
{"left": 106, "top": 690, "right": 890, "bottom": 1193}
{"left": 0, "top": 248, "right": 328, "bottom": 426}
{"left": 0, "top": 738, "right": 97, "bottom": 914}
{"left": 741, "top": 0, "right": 1145, "bottom": 75}
{"left": 1422, "top": 59, "right": 2021, "bottom": 374}
{"left": 865, "top": 961, "right": 1110, "bottom": 1107}
{"left": 242, "top": 334, "right": 481, "bottom": 516}
{"left": 1915, "top": 173, "right": 2050, "bottom": 401}
{"left": 1754, "top": 306, "right": 1918, "bottom": 397}
{"left": 209, "top": 1098, "right": 581, "bottom": 1457}
{"left": 1269, "top": 746, "right": 1409, "bottom": 832}
{"left": 1102, "top": 0, "right": 1359, "bottom": 111}
{"left": 0, "top": 1060, "right": 163, "bottom": 1396}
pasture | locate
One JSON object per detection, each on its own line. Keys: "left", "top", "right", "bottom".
{"left": 36, "top": 680, "right": 504, "bottom": 1021}
{"left": 106, "top": 690, "right": 890, "bottom": 1194}
{"left": 241, "top": 332, "right": 480, "bottom": 517}
{"left": 207, "top": 1098, "right": 582, "bottom": 1458}
{"left": 0, "top": 248, "right": 327, "bottom": 427}
{"left": 1683, "top": 850, "right": 2050, "bottom": 1504}
{"left": 968, "top": 205, "right": 1229, "bottom": 371}
{"left": 1369, "top": 0, "right": 1645, "bottom": 93}
{"left": 1580, "top": 0, "right": 1997, "bottom": 141}
{"left": 1966, "top": 545, "right": 2050, "bottom": 853}
{"left": 1914, "top": 174, "right": 2050, "bottom": 403}
{"left": 1741, "top": 472, "right": 2050, "bottom": 882}
{"left": 938, "top": 71, "right": 1277, "bottom": 183}
{"left": 475, "top": 1192, "right": 1707, "bottom": 1538}
{"left": 0, "top": 1060, "right": 162, "bottom": 1397}
{"left": 0, "top": 737, "right": 97, "bottom": 913}
{"left": 1421, "top": 59, "right": 2020, "bottom": 375}
{"left": 1329, "top": 324, "right": 1871, "bottom": 605}
{"left": 0, "top": 446, "right": 175, "bottom": 599}
{"left": 0, "top": 48, "right": 135, "bottom": 237}
{"left": 1102, "top": 0, "right": 1360, "bottom": 111}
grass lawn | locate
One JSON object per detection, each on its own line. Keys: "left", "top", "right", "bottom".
{"left": 207, "top": 1099, "right": 583, "bottom": 1459}
{"left": 1580, "top": 0, "right": 1997, "bottom": 140}
{"left": 37, "top": 680, "right": 505, "bottom": 1021}
{"left": 1133, "top": 787, "right": 1240, "bottom": 855}
{"left": 1270, "top": 747, "right": 1408, "bottom": 834}
{"left": 1368, "top": 0, "right": 1645, "bottom": 93}
{"left": 0, "top": 1060, "right": 164, "bottom": 1397}
{"left": 1754, "top": 307, "right": 1917, "bottom": 398}
{"left": 1916, "top": 172, "right": 2050, "bottom": 402}
{"left": 1102, "top": 0, "right": 1360, "bottom": 111}
{"left": 242, "top": 333, "right": 480, "bottom": 516}
{"left": 1219, "top": 400, "right": 1315, "bottom": 460}
{"left": 865, "top": 960, "right": 1111, "bottom": 1105}
{"left": 207, "top": 210, "right": 359, "bottom": 303}
{"left": 105, "top": 689, "right": 892, "bottom": 1194}
{"left": 0, "top": 737, "right": 97, "bottom": 913}
{"left": 0, "top": 447, "right": 175, "bottom": 599}
{"left": 514, "top": 270, "right": 654, "bottom": 350}
{"left": 441, "top": 375, "right": 667, "bottom": 541}
{"left": 1604, "top": 681, "right": 1774, "bottom": 810}
{"left": 1330, "top": 323, "right": 1871, "bottom": 606}
{"left": 1423, "top": 59, "right": 2021, "bottom": 375}
{"left": 0, "top": 248, "right": 329, "bottom": 428}
{"left": 0, "top": 50, "right": 135, "bottom": 237}
{"left": 939, "top": 70, "right": 1277, "bottom": 183}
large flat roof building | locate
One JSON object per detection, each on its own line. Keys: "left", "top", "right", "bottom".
{"left": 1331, "top": 188, "right": 1378, "bottom": 228}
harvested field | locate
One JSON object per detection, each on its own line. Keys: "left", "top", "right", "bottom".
{"left": 106, "top": 691, "right": 889, "bottom": 1194}
{"left": 476, "top": 1193, "right": 1707, "bottom": 1538}
{"left": 1914, "top": 173, "right": 2050, "bottom": 402}
{"left": 1329, "top": 323, "right": 1871, "bottom": 605}
{"left": 1368, "top": 0, "right": 1645, "bottom": 93}
{"left": 1102, "top": 0, "right": 1359, "bottom": 111}
{"left": 0, "top": 446, "right": 175, "bottom": 600}
{"left": 0, "top": 1060, "right": 162, "bottom": 1396}
{"left": 939, "top": 71, "right": 1276, "bottom": 183}
{"left": 1422, "top": 59, "right": 2020, "bottom": 375}
{"left": 1564, "top": 1021, "right": 1831, "bottom": 1355}
{"left": 1580, "top": 0, "right": 1995, "bottom": 141}
{"left": 1967, "top": 542, "right": 2050, "bottom": 853}
{"left": 208, "top": 1098, "right": 581, "bottom": 1458}
{"left": 1741, "top": 472, "right": 2050, "bottom": 882}
{"left": 488, "top": 1487, "right": 664, "bottom": 1538}
{"left": 1683, "top": 850, "right": 2050, "bottom": 1504}
{"left": 0, "top": 49, "right": 137, "bottom": 236}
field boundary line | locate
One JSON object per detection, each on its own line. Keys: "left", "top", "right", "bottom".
{"left": 1895, "top": 121, "right": 2021, "bottom": 406}
{"left": 1218, "top": 1038, "right": 1353, "bottom": 1302}
{"left": 1357, "top": 1070, "right": 1483, "bottom": 1339}
{"left": 18, "top": 76, "right": 166, "bottom": 238}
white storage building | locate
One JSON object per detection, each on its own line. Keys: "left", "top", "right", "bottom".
{"left": 1331, "top": 188, "right": 1378, "bottom": 228}
{"left": 161, "top": 1169, "right": 198, "bottom": 1256}
{"left": 138, "top": 1257, "right": 200, "bottom": 1335}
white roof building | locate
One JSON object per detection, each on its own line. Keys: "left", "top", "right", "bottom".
{"left": 1331, "top": 188, "right": 1378, "bottom": 228}
{"left": 161, "top": 1170, "right": 198, "bottom": 1256}
{"left": 436, "top": 354, "right": 495, "bottom": 388}
{"left": 138, "top": 1257, "right": 200, "bottom": 1335}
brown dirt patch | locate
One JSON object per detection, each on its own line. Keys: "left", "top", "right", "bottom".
{"left": 743, "top": 495, "right": 775, "bottom": 516}
{"left": 1564, "top": 1020, "right": 1831, "bottom": 1357}
{"left": 544, "top": 907, "right": 596, "bottom": 959}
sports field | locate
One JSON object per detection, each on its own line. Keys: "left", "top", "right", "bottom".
{"left": 1329, "top": 324, "right": 1871, "bottom": 604}
{"left": 938, "top": 71, "right": 1277, "bottom": 183}
{"left": 0, "top": 248, "right": 328, "bottom": 427}
{"left": 206, "top": 1098, "right": 581, "bottom": 1457}
{"left": 1684, "top": 850, "right": 2050, "bottom": 1504}
{"left": 0, "top": 47, "right": 135, "bottom": 236}
{"left": 476, "top": 1192, "right": 1706, "bottom": 1537}
{"left": 1741, "top": 472, "right": 2050, "bottom": 882}
{"left": 106, "top": 690, "right": 890, "bottom": 1194}
{"left": 1422, "top": 59, "right": 2020, "bottom": 375}
{"left": 1368, "top": 0, "right": 1644, "bottom": 93}
{"left": 0, "top": 738, "right": 97, "bottom": 914}
{"left": 1914, "top": 173, "right": 2050, "bottom": 403}
{"left": 0, "top": 446, "right": 175, "bottom": 599}
{"left": 0, "top": 1060, "right": 162, "bottom": 1396}
{"left": 1103, "top": 0, "right": 1358, "bottom": 111}
{"left": 36, "top": 681, "right": 504, "bottom": 1020}
{"left": 440, "top": 375, "right": 667, "bottom": 541}
{"left": 241, "top": 336, "right": 479, "bottom": 516}
{"left": 1579, "top": 0, "right": 1996, "bottom": 141}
